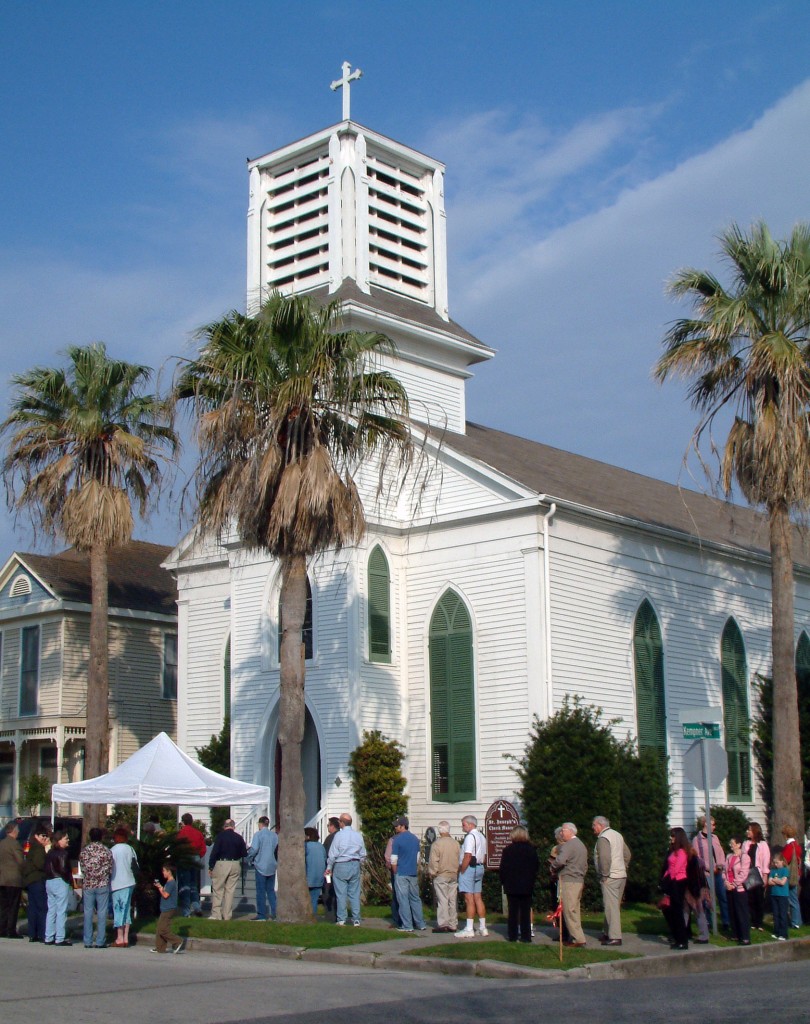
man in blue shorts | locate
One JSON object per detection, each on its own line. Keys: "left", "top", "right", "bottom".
{"left": 455, "top": 815, "right": 487, "bottom": 937}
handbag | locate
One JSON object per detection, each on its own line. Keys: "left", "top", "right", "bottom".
{"left": 743, "top": 844, "right": 763, "bottom": 890}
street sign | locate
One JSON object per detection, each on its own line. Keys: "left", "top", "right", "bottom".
{"left": 682, "top": 722, "right": 721, "bottom": 740}
{"left": 682, "top": 736, "right": 728, "bottom": 939}
{"left": 683, "top": 739, "right": 728, "bottom": 790}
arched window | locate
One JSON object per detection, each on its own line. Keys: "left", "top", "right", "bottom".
{"left": 368, "top": 546, "right": 391, "bottom": 663}
{"left": 721, "top": 618, "right": 752, "bottom": 801}
{"left": 429, "top": 590, "right": 475, "bottom": 801}
{"left": 278, "top": 576, "right": 313, "bottom": 661}
{"left": 633, "top": 600, "right": 667, "bottom": 770}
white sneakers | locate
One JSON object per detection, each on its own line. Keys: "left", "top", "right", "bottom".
{"left": 454, "top": 928, "right": 475, "bottom": 938}
{"left": 477, "top": 927, "right": 489, "bottom": 937}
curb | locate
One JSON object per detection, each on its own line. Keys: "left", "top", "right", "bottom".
{"left": 172, "top": 933, "right": 810, "bottom": 982}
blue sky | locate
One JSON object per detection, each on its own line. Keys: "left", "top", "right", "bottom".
{"left": 2, "top": 1, "right": 810, "bottom": 553}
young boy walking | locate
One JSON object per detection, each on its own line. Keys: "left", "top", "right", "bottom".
{"left": 151, "top": 864, "right": 185, "bottom": 954}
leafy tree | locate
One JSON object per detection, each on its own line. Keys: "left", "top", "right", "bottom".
{"left": 753, "top": 674, "right": 810, "bottom": 831}
{"left": 175, "top": 293, "right": 414, "bottom": 920}
{"left": 196, "top": 717, "right": 231, "bottom": 836}
{"left": 1, "top": 343, "right": 177, "bottom": 833}
{"left": 349, "top": 730, "right": 408, "bottom": 904}
{"left": 17, "top": 773, "right": 51, "bottom": 815}
{"left": 655, "top": 222, "right": 810, "bottom": 833}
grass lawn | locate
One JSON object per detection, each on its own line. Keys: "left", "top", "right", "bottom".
{"left": 406, "top": 941, "right": 635, "bottom": 970}
{"left": 132, "top": 914, "right": 403, "bottom": 949}
{"left": 622, "top": 901, "right": 810, "bottom": 947}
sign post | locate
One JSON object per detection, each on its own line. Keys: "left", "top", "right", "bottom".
{"left": 680, "top": 707, "right": 727, "bottom": 936}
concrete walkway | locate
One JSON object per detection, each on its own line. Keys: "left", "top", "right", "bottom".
{"left": 128, "top": 913, "right": 810, "bottom": 982}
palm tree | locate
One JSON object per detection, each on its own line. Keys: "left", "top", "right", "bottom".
{"left": 1, "top": 343, "right": 178, "bottom": 832}
{"left": 655, "top": 221, "right": 810, "bottom": 832}
{"left": 175, "top": 291, "right": 414, "bottom": 920}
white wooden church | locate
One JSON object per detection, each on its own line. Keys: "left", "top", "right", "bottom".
{"left": 166, "top": 68, "right": 810, "bottom": 833}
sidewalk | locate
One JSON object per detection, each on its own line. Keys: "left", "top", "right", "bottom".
{"left": 131, "top": 913, "right": 810, "bottom": 982}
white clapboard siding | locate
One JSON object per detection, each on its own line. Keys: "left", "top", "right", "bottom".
{"left": 111, "top": 623, "right": 177, "bottom": 761}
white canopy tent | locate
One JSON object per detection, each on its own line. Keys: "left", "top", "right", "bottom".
{"left": 51, "top": 731, "right": 270, "bottom": 835}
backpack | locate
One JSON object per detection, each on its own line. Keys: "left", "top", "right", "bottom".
{"left": 788, "top": 844, "right": 801, "bottom": 887}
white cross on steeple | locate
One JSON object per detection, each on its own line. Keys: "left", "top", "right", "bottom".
{"left": 330, "top": 61, "right": 362, "bottom": 121}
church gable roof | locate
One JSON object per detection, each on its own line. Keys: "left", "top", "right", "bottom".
{"left": 445, "top": 422, "right": 810, "bottom": 566}
{"left": 310, "top": 278, "right": 492, "bottom": 357}
{"left": 16, "top": 541, "right": 176, "bottom": 616}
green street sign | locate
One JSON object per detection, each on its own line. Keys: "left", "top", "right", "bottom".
{"left": 682, "top": 722, "right": 721, "bottom": 740}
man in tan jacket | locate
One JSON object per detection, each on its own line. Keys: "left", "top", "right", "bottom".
{"left": 428, "top": 820, "right": 460, "bottom": 933}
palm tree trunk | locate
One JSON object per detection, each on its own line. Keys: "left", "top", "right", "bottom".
{"left": 84, "top": 542, "right": 110, "bottom": 836}
{"left": 276, "top": 553, "right": 313, "bottom": 921}
{"left": 770, "top": 502, "right": 804, "bottom": 834}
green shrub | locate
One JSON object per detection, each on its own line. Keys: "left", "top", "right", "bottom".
{"left": 349, "top": 730, "right": 407, "bottom": 905}
{"left": 515, "top": 697, "right": 670, "bottom": 909}
{"left": 619, "top": 745, "right": 671, "bottom": 902}
{"left": 694, "top": 805, "right": 750, "bottom": 846}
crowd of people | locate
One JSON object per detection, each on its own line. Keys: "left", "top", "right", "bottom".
{"left": 0, "top": 809, "right": 805, "bottom": 951}
{"left": 659, "top": 816, "right": 804, "bottom": 949}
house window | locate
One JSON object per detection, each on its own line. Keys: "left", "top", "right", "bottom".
{"left": 162, "top": 633, "right": 178, "bottom": 700}
{"left": 633, "top": 600, "right": 667, "bottom": 771}
{"left": 19, "top": 624, "right": 40, "bottom": 716}
{"left": 278, "top": 576, "right": 313, "bottom": 661}
{"left": 0, "top": 751, "right": 12, "bottom": 817}
{"left": 368, "top": 546, "right": 391, "bottom": 663}
{"left": 721, "top": 618, "right": 752, "bottom": 801}
{"left": 429, "top": 589, "right": 475, "bottom": 801}
{"left": 40, "top": 745, "right": 57, "bottom": 784}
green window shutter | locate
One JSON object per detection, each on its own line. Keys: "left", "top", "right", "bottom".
{"left": 633, "top": 600, "right": 667, "bottom": 773}
{"left": 368, "top": 546, "right": 391, "bottom": 663}
{"left": 223, "top": 635, "right": 231, "bottom": 721}
{"left": 429, "top": 591, "right": 475, "bottom": 802}
{"left": 721, "top": 618, "right": 752, "bottom": 802}
{"left": 796, "top": 631, "right": 810, "bottom": 684}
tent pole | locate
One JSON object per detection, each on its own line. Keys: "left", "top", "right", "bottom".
{"left": 137, "top": 802, "right": 142, "bottom": 839}
{"left": 51, "top": 800, "right": 55, "bottom": 827}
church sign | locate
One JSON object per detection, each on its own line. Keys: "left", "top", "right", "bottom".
{"left": 484, "top": 800, "right": 521, "bottom": 869}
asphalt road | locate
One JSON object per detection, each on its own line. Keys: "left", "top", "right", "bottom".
{"left": 2, "top": 942, "right": 809, "bottom": 1023}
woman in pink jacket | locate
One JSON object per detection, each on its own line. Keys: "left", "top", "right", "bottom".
{"left": 725, "top": 836, "right": 752, "bottom": 945}
{"left": 742, "top": 821, "right": 770, "bottom": 930}
{"left": 661, "top": 827, "right": 691, "bottom": 949}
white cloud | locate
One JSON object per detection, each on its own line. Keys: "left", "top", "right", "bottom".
{"left": 449, "top": 79, "right": 810, "bottom": 490}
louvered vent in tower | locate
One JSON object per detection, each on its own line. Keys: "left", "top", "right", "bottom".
{"left": 265, "top": 150, "right": 331, "bottom": 291}
{"left": 366, "top": 152, "right": 429, "bottom": 302}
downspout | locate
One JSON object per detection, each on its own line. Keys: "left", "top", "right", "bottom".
{"left": 542, "top": 503, "right": 557, "bottom": 718}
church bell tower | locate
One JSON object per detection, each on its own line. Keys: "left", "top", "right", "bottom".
{"left": 245, "top": 64, "right": 493, "bottom": 434}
